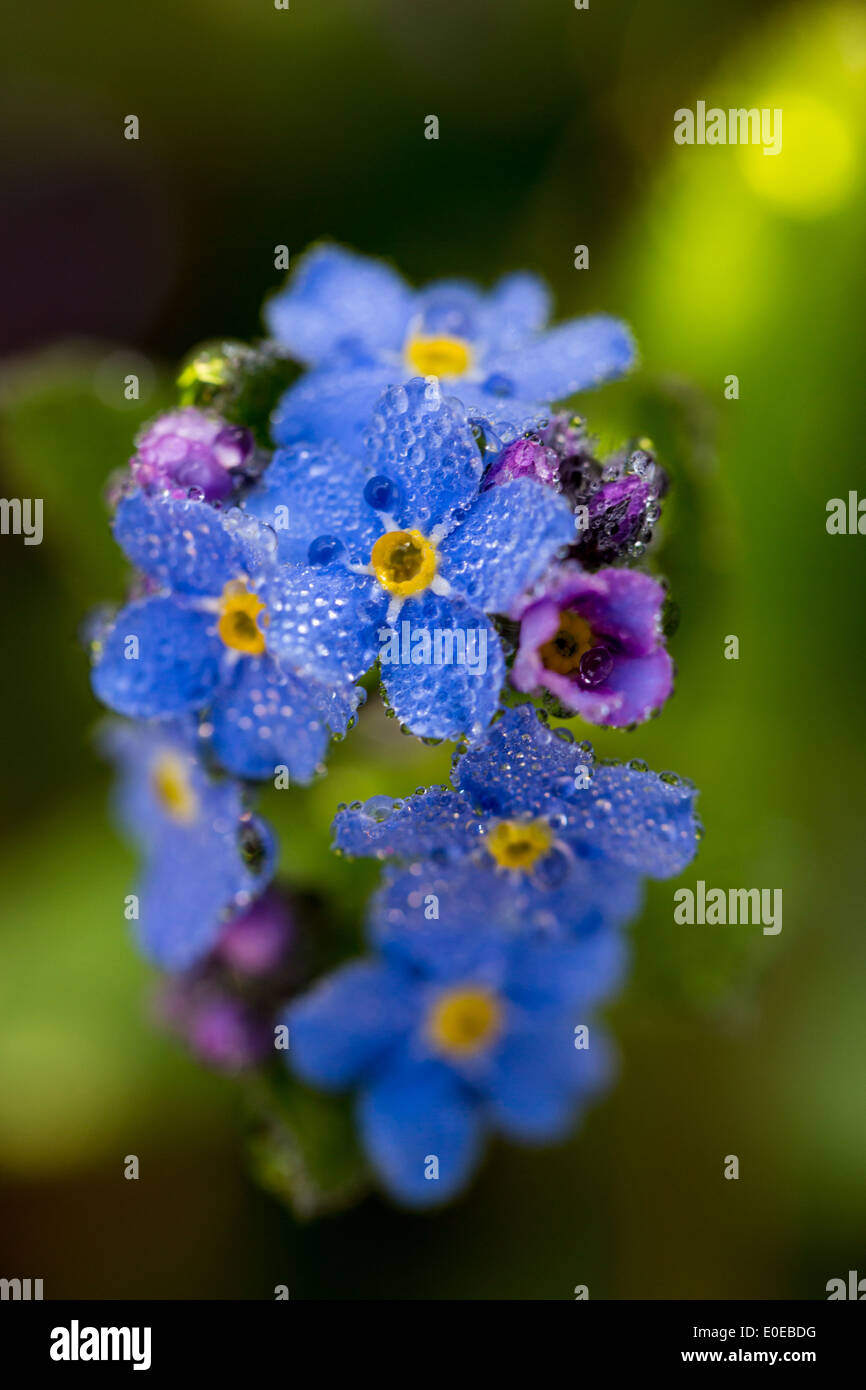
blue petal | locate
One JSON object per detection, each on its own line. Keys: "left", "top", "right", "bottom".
{"left": 265, "top": 244, "right": 412, "bottom": 366}
{"left": 113, "top": 492, "right": 275, "bottom": 596}
{"left": 242, "top": 443, "right": 382, "bottom": 566}
{"left": 562, "top": 762, "right": 701, "bottom": 878}
{"left": 100, "top": 717, "right": 207, "bottom": 850}
{"left": 380, "top": 591, "right": 504, "bottom": 740}
{"left": 285, "top": 958, "right": 415, "bottom": 1090}
{"left": 439, "top": 479, "right": 574, "bottom": 612}
{"left": 453, "top": 705, "right": 597, "bottom": 817}
{"left": 494, "top": 314, "right": 636, "bottom": 402}
{"left": 209, "top": 656, "right": 362, "bottom": 782}
{"left": 455, "top": 708, "right": 700, "bottom": 877}
{"left": 332, "top": 785, "right": 476, "bottom": 861}
{"left": 368, "top": 862, "right": 522, "bottom": 980}
{"left": 91, "top": 597, "right": 221, "bottom": 719}
{"left": 483, "top": 272, "right": 551, "bottom": 353}
{"left": 358, "top": 1055, "right": 484, "bottom": 1207}
{"left": 408, "top": 273, "right": 549, "bottom": 359}
{"left": 526, "top": 849, "right": 644, "bottom": 944}
{"left": 408, "top": 279, "right": 485, "bottom": 341}
{"left": 262, "top": 564, "right": 385, "bottom": 684}
{"left": 504, "top": 925, "right": 630, "bottom": 1011}
{"left": 445, "top": 383, "right": 547, "bottom": 449}
{"left": 137, "top": 795, "right": 276, "bottom": 970}
{"left": 363, "top": 378, "right": 483, "bottom": 532}
{"left": 483, "top": 1016, "right": 614, "bottom": 1144}
{"left": 270, "top": 364, "right": 395, "bottom": 452}
{"left": 368, "top": 858, "right": 633, "bottom": 996}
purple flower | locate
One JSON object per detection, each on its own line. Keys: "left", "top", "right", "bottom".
{"left": 584, "top": 475, "right": 651, "bottom": 548}
{"left": 510, "top": 565, "right": 674, "bottom": 727}
{"left": 131, "top": 408, "right": 255, "bottom": 502}
{"left": 483, "top": 435, "right": 559, "bottom": 489}
{"left": 485, "top": 414, "right": 668, "bottom": 568}
{"left": 158, "top": 979, "right": 272, "bottom": 1073}
{"left": 214, "top": 888, "right": 296, "bottom": 977}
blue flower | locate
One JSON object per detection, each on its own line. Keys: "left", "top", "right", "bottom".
{"left": 284, "top": 936, "right": 614, "bottom": 1207}
{"left": 265, "top": 243, "right": 635, "bottom": 452}
{"left": 332, "top": 704, "right": 701, "bottom": 957}
{"left": 102, "top": 719, "right": 276, "bottom": 969}
{"left": 242, "top": 377, "right": 575, "bottom": 741}
{"left": 90, "top": 490, "right": 362, "bottom": 781}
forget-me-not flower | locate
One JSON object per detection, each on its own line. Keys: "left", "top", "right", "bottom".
{"left": 284, "top": 934, "right": 614, "bottom": 1207}
{"left": 333, "top": 704, "right": 700, "bottom": 960}
{"left": 265, "top": 243, "right": 635, "bottom": 451}
{"left": 103, "top": 718, "right": 276, "bottom": 969}
{"left": 242, "top": 377, "right": 575, "bottom": 741}
{"left": 90, "top": 490, "right": 362, "bottom": 780}
{"left": 510, "top": 564, "right": 674, "bottom": 726}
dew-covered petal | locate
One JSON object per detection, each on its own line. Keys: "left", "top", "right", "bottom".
{"left": 363, "top": 377, "right": 483, "bottom": 532}
{"left": 209, "top": 656, "right": 362, "bottom": 782}
{"left": 510, "top": 566, "right": 673, "bottom": 726}
{"left": 265, "top": 244, "right": 412, "bottom": 366}
{"left": 332, "top": 784, "right": 476, "bottom": 861}
{"left": 453, "top": 704, "right": 596, "bottom": 817}
{"left": 483, "top": 1016, "right": 615, "bottom": 1144}
{"left": 564, "top": 760, "right": 700, "bottom": 878}
{"left": 262, "top": 564, "right": 385, "bottom": 684}
{"left": 379, "top": 592, "right": 504, "bottom": 741}
{"left": 509, "top": 596, "right": 566, "bottom": 697}
{"left": 113, "top": 491, "right": 274, "bottom": 596}
{"left": 243, "top": 443, "right": 383, "bottom": 566}
{"left": 562, "top": 566, "right": 667, "bottom": 658}
{"left": 358, "top": 1054, "right": 484, "bottom": 1207}
{"left": 439, "top": 479, "right": 574, "bottom": 613}
{"left": 448, "top": 382, "right": 548, "bottom": 450}
{"left": 91, "top": 597, "right": 222, "bottom": 719}
{"left": 284, "top": 958, "right": 415, "bottom": 1090}
{"left": 136, "top": 797, "right": 276, "bottom": 970}
{"left": 553, "top": 647, "right": 674, "bottom": 728}
{"left": 607, "top": 647, "right": 674, "bottom": 726}
{"left": 493, "top": 314, "right": 636, "bottom": 402}
{"left": 270, "top": 364, "right": 396, "bottom": 452}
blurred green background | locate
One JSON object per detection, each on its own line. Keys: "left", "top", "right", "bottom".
{"left": 1, "top": 0, "right": 864, "bottom": 1299}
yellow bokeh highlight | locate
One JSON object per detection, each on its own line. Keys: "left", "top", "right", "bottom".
{"left": 741, "top": 92, "right": 857, "bottom": 217}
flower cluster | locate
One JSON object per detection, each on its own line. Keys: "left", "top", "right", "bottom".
{"left": 89, "top": 245, "right": 699, "bottom": 1211}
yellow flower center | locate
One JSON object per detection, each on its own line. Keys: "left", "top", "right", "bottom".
{"left": 217, "top": 582, "right": 267, "bottom": 655}
{"left": 404, "top": 333, "right": 472, "bottom": 380}
{"left": 427, "top": 987, "right": 502, "bottom": 1058}
{"left": 151, "top": 752, "right": 198, "bottom": 825}
{"left": 486, "top": 818, "right": 553, "bottom": 871}
{"left": 370, "top": 529, "right": 437, "bottom": 596}
{"left": 539, "top": 610, "right": 594, "bottom": 676}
